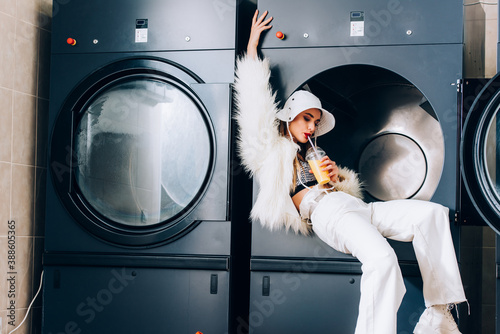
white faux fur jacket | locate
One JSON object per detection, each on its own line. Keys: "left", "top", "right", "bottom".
{"left": 233, "top": 54, "right": 363, "bottom": 235}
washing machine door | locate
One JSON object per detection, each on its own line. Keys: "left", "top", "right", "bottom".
{"left": 461, "top": 73, "right": 500, "bottom": 233}
{"left": 50, "top": 57, "right": 226, "bottom": 246}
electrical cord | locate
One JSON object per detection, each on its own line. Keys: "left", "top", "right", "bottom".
{"left": 8, "top": 270, "right": 44, "bottom": 334}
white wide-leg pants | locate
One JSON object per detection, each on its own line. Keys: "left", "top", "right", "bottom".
{"left": 309, "top": 191, "right": 466, "bottom": 334}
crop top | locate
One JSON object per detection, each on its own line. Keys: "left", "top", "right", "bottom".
{"left": 291, "top": 160, "right": 317, "bottom": 197}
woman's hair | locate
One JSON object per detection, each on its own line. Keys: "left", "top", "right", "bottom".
{"left": 279, "top": 120, "right": 312, "bottom": 194}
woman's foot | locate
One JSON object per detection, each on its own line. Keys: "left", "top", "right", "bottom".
{"left": 414, "top": 304, "right": 461, "bottom": 333}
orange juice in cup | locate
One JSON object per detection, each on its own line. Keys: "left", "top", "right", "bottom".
{"left": 305, "top": 147, "right": 330, "bottom": 185}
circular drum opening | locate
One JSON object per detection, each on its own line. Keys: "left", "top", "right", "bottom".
{"left": 301, "top": 65, "right": 444, "bottom": 202}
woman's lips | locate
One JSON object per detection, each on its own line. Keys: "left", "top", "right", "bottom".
{"left": 304, "top": 133, "right": 311, "bottom": 139}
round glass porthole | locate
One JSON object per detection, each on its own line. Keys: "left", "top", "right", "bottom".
{"left": 462, "top": 73, "right": 500, "bottom": 232}
{"left": 74, "top": 78, "right": 212, "bottom": 227}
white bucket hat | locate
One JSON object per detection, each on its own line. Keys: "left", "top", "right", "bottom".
{"left": 276, "top": 90, "right": 335, "bottom": 137}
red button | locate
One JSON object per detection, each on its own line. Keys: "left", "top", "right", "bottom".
{"left": 66, "top": 38, "right": 76, "bottom": 46}
{"left": 276, "top": 31, "right": 285, "bottom": 40}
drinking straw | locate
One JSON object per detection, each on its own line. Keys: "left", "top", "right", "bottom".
{"left": 307, "top": 134, "right": 319, "bottom": 155}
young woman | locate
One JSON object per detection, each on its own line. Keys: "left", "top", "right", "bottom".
{"left": 234, "top": 10, "right": 467, "bottom": 334}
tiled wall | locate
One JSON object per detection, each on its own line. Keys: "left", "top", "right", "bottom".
{"left": 0, "top": 0, "right": 51, "bottom": 333}
{"left": 464, "top": 0, "right": 498, "bottom": 77}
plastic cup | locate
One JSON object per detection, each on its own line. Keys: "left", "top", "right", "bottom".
{"left": 305, "top": 147, "right": 330, "bottom": 185}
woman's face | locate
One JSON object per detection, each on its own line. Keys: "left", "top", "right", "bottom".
{"left": 288, "top": 108, "right": 322, "bottom": 143}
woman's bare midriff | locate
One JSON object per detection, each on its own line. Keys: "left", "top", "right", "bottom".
{"left": 292, "top": 188, "right": 310, "bottom": 211}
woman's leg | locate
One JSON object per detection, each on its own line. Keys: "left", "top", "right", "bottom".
{"left": 370, "top": 199, "right": 466, "bottom": 307}
{"left": 312, "top": 193, "right": 406, "bottom": 334}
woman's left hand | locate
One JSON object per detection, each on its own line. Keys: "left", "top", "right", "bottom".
{"left": 320, "top": 156, "right": 339, "bottom": 183}
{"left": 247, "top": 10, "right": 273, "bottom": 59}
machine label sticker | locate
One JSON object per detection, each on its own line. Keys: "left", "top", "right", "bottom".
{"left": 350, "top": 11, "right": 364, "bottom": 37}
{"left": 135, "top": 19, "right": 148, "bottom": 43}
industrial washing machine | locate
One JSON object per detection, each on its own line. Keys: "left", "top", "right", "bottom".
{"left": 456, "top": 6, "right": 500, "bottom": 332}
{"left": 42, "top": 1, "right": 246, "bottom": 333}
{"left": 461, "top": 72, "right": 500, "bottom": 334}
{"left": 241, "top": 1, "right": 464, "bottom": 333}
{"left": 457, "top": 4, "right": 500, "bottom": 333}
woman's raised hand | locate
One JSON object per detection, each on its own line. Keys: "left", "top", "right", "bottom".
{"left": 247, "top": 10, "right": 273, "bottom": 59}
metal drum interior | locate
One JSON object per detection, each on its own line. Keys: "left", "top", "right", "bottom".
{"left": 303, "top": 64, "right": 444, "bottom": 202}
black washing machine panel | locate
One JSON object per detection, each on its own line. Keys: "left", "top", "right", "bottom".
{"left": 258, "top": 0, "right": 462, "bottom": 48}
{"left": 461, "top": 73, "right": 500, "bottom": 233}
{"left": 47, "top": 56, "right": 232, "bottom": 248}
{"left": 42, "top": 265, "right": 230, "bottom": 333}
{"left": 52, "top": 0, "right": 236, "bottom": 54}
{"left": 247, "top": 271, "right": 424, "bottom": 334}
